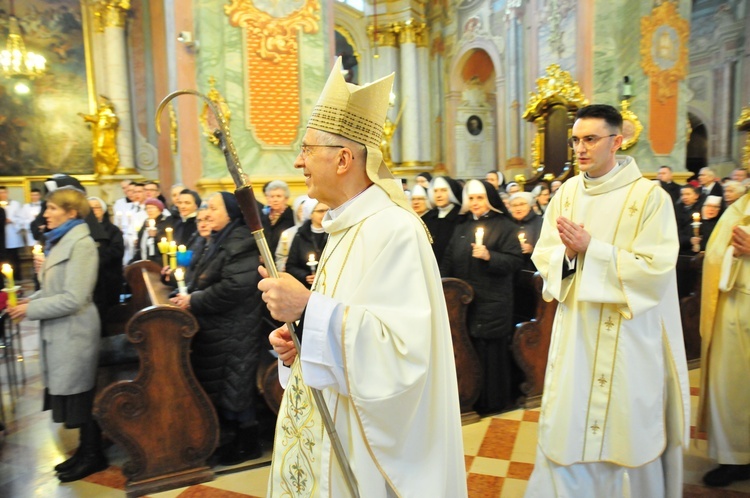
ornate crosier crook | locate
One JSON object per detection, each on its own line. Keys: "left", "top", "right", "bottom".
{"left": 155, "top": 90, "right": 359, "bottom": 497}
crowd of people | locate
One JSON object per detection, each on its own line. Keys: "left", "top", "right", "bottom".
{"left": 0, "top": 93, "right": 748, "bottom": 495}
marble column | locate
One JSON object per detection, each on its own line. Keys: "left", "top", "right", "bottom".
{"left": 397, "top": 20, "right": 421, "bottom": 168}
{"left": 417, "top": 37, "right": 431, "bottom": 163}
{"left": 505, "top": 6, "right": 524, "bottom": 160}
{"left": 495, "top": 75, "right": 506, "bottom": 168}
{"left": 98, "top": 0, "right": 137, "bottom": 174}
{"left": 370, "top": 24, "right": 401, "bottom": 163}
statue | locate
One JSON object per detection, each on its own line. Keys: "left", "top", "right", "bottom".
{"left": 380, "top": 102, "right": 404, "bottom": 167}
{"left": 79, "top": 97, "right": 120, "bottom": 176}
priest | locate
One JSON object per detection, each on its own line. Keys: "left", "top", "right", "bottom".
{"left": 258, "top": 58, "right": 467, "bottom": 498}
{"left": 527, "top": 104, "right": 690, "bottom": 497}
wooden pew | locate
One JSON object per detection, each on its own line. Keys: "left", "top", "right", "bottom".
{"left": 512, "top": 273, "right": 556, "bottom": 408}
{"left": 678, "top": 253, "right": 703, "bottom": 365}
{"left": 93, "top": 260, "right": 219, "bottom": 498}
{"left": 442, "top": 278, "right": 482, "bottom": 424}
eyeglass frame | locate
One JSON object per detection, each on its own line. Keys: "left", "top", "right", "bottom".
{"left": 567, "top": 134, "right": 617, "bottom": 150}
{"left": 299, "top": 144, "right": 344, "bottom": 159}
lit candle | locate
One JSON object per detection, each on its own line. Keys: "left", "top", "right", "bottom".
{"left": 518, "top": 232, "right": 527, "bottom": 245}
{"left": 178, "top": 244, "right": 186, "bottom": 253}
{"left": 32, "top": 244, "right": 43, "bottom": 256}
{"left": 166, "top": 227, "right": 173, "bottom": 243}
{"left": 691, "top": 212, "right": 702, "bottom": 252}
{"left": 1, "top": 264, "right": 16, "bottom": 306}
{"left": 174, "top": 267, "right": 188, "bottom": 295}
{"left": 168, "top": 241, "right": 177, "bottom": 270}
{"left": 158, "top": 237, "right": 170, "bottom": 267}
{"left": 475, "top": 227, "right": 484, "bottom": 246}
{"left": 147, "top": 218, "right": 156, "bottom": 229}
{"left": 307, "top": 253, "right": 318, "bottom": 274}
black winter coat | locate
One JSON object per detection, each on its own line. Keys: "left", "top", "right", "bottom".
{"left": 422, "top": 204, "right": 461, "bottom": 266}
{"left": 440, "top": 212, "right": 523, "bottom": 339}
{"left": 511, "top": 211, "right": 543, "bottom": 271}
{"left": 261, "top": 206, "right": 294, "bottom": 255}
{"left": 130, "top": 215, "right": 173, "bottom": 265}
{"left": 97, "top": 218, "right": 124, "bottom": 314}
{"left": 188, "top": 223, "right": 264, "bottom": 413}
{"left": 286, "top": 220, "right": 328, "bottom": 288}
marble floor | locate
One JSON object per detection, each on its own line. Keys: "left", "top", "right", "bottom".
{"left": 1, "top": 317, "right": 749, "bottom": 497}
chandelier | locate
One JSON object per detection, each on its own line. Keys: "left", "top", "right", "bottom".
{"left": 0, "top": 1, "right": 46, "bottom": 79}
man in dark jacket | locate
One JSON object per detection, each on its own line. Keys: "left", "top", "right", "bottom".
{"left": 657, "top": 165, "right": 682, "bottom": 203}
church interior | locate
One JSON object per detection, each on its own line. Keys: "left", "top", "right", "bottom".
{"left": 0, "top": 0, "right": 749, "bottom": 496}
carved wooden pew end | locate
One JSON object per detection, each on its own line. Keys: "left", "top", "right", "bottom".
{"left": 94, "top": 262, "right": 219, "bottom": 498}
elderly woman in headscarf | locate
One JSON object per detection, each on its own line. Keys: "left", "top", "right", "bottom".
{"left": 423, "top": 176, "right": 463, "bottom": 265}
{"left": 169, "top": 192, "right": 264, "bottom": 466}
{"left": 440, "top": 179, "right": 524, "bottom": 414}
{"left": 410, "top": 184, "right": 433, "bottom": 217}
{"left": 87, "top": 196, "right": 124, "bottom": 318}
{"left": 129, "top": 197, "right": 172, "bottom": 265}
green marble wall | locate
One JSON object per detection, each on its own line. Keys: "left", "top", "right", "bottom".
{"left": 593, "top": 0, "right": 692, "bottom": 173}
{"left": 194, "top": 0, "right": 329, "bottom": 180}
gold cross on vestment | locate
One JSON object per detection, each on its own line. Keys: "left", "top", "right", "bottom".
{"left": 604, "top": 316, "right": 615, "bottom": 331}
{"left": 598, "top": 374, "right": 607, "bottom": 387}
{"left": 591, "top": 421, "right": 600, "bottom": 434}
{"left": 628, "top": 201, "right": 638, "bottom": 216}
{"left": 564, "top": 198, "right": 571, "bottom": 209}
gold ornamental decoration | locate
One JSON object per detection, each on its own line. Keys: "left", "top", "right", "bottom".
{"left": 91, "top": 0, "right": 131, "bottom": 32}
{"left": 522, "top": 64, "right": 588, "bottom": 122}
{"left": 225, "top": 0, "right": 320, "bottom": 146}
{"left": 619, "top": 99, "right": 643, "bottom": 151}
{"left": 523, "top": 64, "right": 588, "bottom": 171}
{"left": 639, "top": 1, "right": 689, "bottom": 103}
{"left": 199, "top": 76, "right": 231, "bottom": 147}
{"left": 737, "top": 105, "right": 750, "bottom": 165}
{"left": 640, "top": 1, "right": 689, "bottom": 154}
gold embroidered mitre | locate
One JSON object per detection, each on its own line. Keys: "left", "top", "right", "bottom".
{"left": 308, "top": 58, "right": 411, "bottom": 213}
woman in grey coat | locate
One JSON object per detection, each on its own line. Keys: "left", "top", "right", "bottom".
{"left": 8, "top": 186, "right": 106, "bottom": 482}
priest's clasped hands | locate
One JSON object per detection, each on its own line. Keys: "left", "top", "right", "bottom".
{"left": 557, "top": 216, "right": 590, "bottom": 259}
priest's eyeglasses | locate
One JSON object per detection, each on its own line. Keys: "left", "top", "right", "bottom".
{"left": 567, "top": 134, "right": 617, "bottom": 150}
{"left": 299, "top": 144, "right": 344, "bottom": 159}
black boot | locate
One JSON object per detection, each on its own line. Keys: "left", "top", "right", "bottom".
{"left": 57, "top": 421, "right": 109, "bottom": 483}
{"left": 218, "top": 423, "right": 262, "bottom": 466}
{"left": 54, "top": 448, "right": 81, "bottom": 473}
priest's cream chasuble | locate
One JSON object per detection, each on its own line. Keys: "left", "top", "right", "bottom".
{"left": 531, "top": 157, "right": 690, "bottom": 467}
{"left": 268, "top": 186, "right": 467, "bottom": 498}
{"left": 698, "top": 192, "right": 750, "bottom": 463}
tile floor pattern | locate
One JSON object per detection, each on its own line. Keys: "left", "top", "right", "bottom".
{"left": 1, "top": 315, "right": 749, "bottom": 497}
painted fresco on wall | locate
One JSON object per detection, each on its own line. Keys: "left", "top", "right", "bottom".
{"left": 0, "top": 0, "right": 92, "bottom": 176}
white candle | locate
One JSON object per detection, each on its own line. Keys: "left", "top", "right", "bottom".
{"left": 32, "top": 244, "right": 43, "bottom": 256}
{"left": 518, "top": 232, "right": 527, "bottom": 245}
{"left": 147, "top": 219, "right": 156, "bottom": 229}
{"left": 1, "top": 264, "right": 16, "bottom": 306}
{"left": 307, "top": 253, "right": 318, "bottom": 274}
{"left": 475, "top": 227, "right": 484, "bottom": 246}
{"left": 174, "top": 267, "right": 188, "bottom": 295}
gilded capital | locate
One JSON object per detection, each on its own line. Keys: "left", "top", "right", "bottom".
{"left": 367, "top": 23, "right": 398, "bottom": 48}
{"left": 395, "top": 19, "right": 427, "bottom": 46}
{"left": 91, "top": 0, "right": 130, "bottom": 30}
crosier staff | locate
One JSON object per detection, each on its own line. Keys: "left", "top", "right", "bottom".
{"left": 155, "top": 90, "right": 359, "bottom": 498}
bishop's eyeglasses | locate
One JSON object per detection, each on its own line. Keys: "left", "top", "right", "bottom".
{"left": 299, "top": 144, "right": 344, "bottom": 159}
{"left": 567, "top": 134, "right": 617, "bottom": 150}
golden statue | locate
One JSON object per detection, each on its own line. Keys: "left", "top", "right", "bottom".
{"left": 380, "top": 102, "right": 404, "bottom": 167}
{"left": 79, "top": 97, "right": 120, "bottom": 176}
